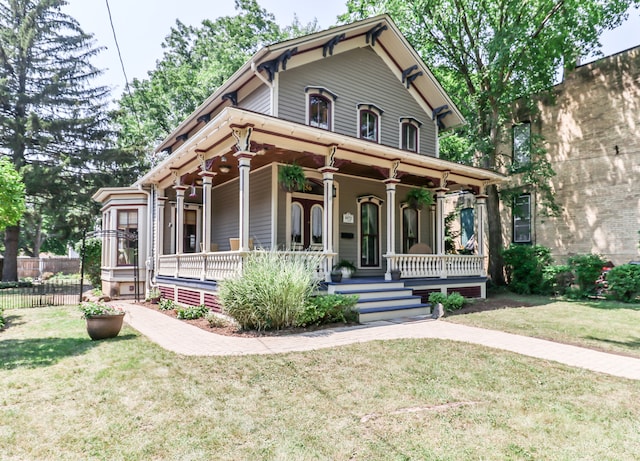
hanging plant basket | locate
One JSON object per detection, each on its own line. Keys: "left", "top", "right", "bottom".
{"left": 278, "top": 164, "right": 307, "bottom": 192}
{"left": 406, "top": 187, "right": 434, "bottom": 210}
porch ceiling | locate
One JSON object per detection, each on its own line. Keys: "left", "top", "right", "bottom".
{"left": 137, "top": 107, "right": 504, "bottom": 192}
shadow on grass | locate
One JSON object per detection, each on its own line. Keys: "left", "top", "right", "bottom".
{"left": 0, "top": 333, "right": 137, "bottom": 370}
{"left": 570, "top": 298, "right": 640, "bottom": 311}
{"left": 585, "top": 335, "right": 640, "bottom": 350}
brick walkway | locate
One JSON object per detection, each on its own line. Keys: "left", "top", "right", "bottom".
{"left": 120, "top": 302, "right": 640, "bottom": 380}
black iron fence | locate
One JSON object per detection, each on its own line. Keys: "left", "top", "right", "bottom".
{"left": 0, "top": 280, "right": 82, "bottom": 310}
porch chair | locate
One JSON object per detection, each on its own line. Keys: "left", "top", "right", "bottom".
{"left": 408, "top": 243, "right": 432, "bottom": 254}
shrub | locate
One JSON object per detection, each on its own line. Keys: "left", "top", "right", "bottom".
{"left": 219, "top": 250, "right": 322, "bottom": 331}
{"left": 502, "top": 244, "right": 553, "bottom": 294}
{"left": 606, "top": 264, "right": 640, "bottom": 302}
{"left": 543, "top": 264, "right": 573, "bottom": 295}
{"left": 205, "top": 311, "right": 233, "bottom": 328}
{"left": 176, "top": 304, "right": 209, "bottom": 320}
{"left": 568, "top": 253, "right": 606, "bottom": 295}
{"left": 76, "top": 237, "right": 102, "bottom": 288}
{"left": 298, "top": 294, "right": 359, "bottom": 327}
{"left": 428, "top": 292, "right": 466, "bottom": 312}
{"left": 158, "top": 299, "right": 176, "bottom": 311}
{"left": 0, "top": 306, "right": 5, "bottom": 329}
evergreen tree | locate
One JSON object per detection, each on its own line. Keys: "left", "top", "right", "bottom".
{"left": 0, "top": 0, "right": 136, "bottom": 280}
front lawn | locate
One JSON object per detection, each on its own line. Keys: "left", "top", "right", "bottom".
{"left": 447, "top": 292, "right": 640, "bottom": 358}
{"left": 1, "top": 305, "right": 640, "bottom": 460}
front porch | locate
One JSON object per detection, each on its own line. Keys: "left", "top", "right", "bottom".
{"left": 155, "top": 250, "right": 487, "bottom": 321}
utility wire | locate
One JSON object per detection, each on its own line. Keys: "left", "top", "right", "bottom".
{"left": 105, "top": 0, "right": 143, "bottom": 129}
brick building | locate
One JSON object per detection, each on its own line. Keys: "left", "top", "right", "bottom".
{"left": 502, "top": 46, "right": 640, "bottom": 265}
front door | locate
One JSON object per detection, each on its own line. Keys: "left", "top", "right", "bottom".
{"left": 290, "top": 197, "right": 324, "bottom": 250}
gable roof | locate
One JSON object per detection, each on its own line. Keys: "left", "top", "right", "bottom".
{"left": 155, "top": 14, "right": 465, "bottom": 155}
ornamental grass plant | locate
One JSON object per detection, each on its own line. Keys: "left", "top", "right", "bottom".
{"left": 219, "top": 250, "right": 323, "bottom": 330}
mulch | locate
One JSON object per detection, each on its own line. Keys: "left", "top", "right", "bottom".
{"left": 138, "top": 294, "right": 533, "bottom": 337}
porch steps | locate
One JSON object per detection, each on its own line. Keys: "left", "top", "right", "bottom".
{"left": 328, "top": 279, "right": 431, "bottom": 323}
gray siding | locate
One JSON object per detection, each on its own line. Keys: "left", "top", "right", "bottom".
{"left": 333, "top": 175, "right": 432, "bottom": 276}
{"left": 240, "top": 84, "right": 271, "bottom": 114}
{"left": 211, "top": 167, "right": 273, "bottom": 250}
{"left": 278, "top": 47, "right": 437, "bottom": 156}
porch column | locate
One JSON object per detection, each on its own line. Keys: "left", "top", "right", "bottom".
{"left": 320, "top": 166, "right": 338, "bottom": 280}
{"left": 199, "top": 171, "right": 216, "bottom": 253}
{"left": 435, "top": 188, "right": 448, "bottom": 255}
{"left": 384, "top": 178, "right": 400, "bottom": 279}
{"left": 174, "top": 186, "right": 187, "bottom": 254}
{"left": 156, "top": 196, "right": 167, "bottom": 280}
{"left": 475, "top": 194, "right": 487, "bottom": 257}
{"left": 235, "top": 152, "right": 254, "bottom": 251}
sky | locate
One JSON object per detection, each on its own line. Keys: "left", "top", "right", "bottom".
{"left": 62, "top": 0, "right": 640, "bottom": 100}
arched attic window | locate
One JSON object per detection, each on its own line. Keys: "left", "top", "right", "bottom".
{"left": 400, "top": 117, "right": 421, "bottom": 152}
{"left": 305, "top": 87, "right": 337, "bottom": 131}
{"left": 357, "top": 103, "right": 383, "bottom": 143}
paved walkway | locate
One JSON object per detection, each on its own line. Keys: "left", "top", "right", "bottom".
{"left": 120, "top": 302, "right": 640, "bottom": 380}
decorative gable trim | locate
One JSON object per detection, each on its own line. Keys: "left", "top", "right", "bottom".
{"left": 323, "top": 33, "right": 346, "bottom": 57}
{"left": 366, "top": 23, "right": 388, "bottom": 46}
{"left": 256, "top": 47, "right": 298, "bottom": 82}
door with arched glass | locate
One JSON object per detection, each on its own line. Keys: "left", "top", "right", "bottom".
{"left": 290, "top": 198, "right": 324, "bottom": 250}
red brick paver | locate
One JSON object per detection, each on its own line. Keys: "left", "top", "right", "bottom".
{"left": 119, "top": 302, "right": 640, "bottom": 380}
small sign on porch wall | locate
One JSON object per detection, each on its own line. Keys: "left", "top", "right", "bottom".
{"left": 342, "top": 212, "right": 354, "bottom": 224}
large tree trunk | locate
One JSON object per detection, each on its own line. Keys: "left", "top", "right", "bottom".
{"left": 486, "top": 185, "right": 506, "bottom": 285}
{"left": 2, "top": 225, "right": 20, "bottom": 282}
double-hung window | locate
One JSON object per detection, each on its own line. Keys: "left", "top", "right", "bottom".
{"left": 117, "top": 210, "right": 137, "bottom": 266}
{"left": 400, "top": 117, "right": 421, "bottom": 152}
{"left": 357, "top": 104, "right": 383, "bottom": 143}
{"left": 512, "top": 122, "right": 531, "bottom": 167}
{"left": 305, "top": 87, "right": 337, "bottom": 131}
{"left": 513, "top": 194, "right": 532, "bottom": 243}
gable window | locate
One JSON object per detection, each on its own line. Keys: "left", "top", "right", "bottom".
{"left": 117, "top": 210, "right": 137, "bottom": 266}
{"left": 357, "top": 104, "right": 383, "bottom": 143}
{"left": 513, "top": 194, "right": 532, "bottom": 243}
{"left": 305, "top": 87, "right": 337, "bottom": 131}
{"left": 400, "top": 117, "right": 421, "bottom": 152}
{"left": 512, "top": 122, "right": 531, "bottom": 167}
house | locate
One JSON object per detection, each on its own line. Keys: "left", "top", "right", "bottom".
{"left": 501, "top": 46, "right": 640, "bottom": 266}
{"left": 93, "top": 15, "right": 504, "bottom": 321}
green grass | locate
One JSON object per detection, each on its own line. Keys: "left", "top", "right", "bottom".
{"left": 1, "top": 305, "right": 640, "bottom": 460}
{"left": 448, "top": 292, "right": 640, "bottom": 358}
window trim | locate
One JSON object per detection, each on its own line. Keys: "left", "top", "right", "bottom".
{"left": 513, "top": 193, "right": 532, "bottom": 244}
{"left": 357, "top": 103, "right": 383, "bottom": 143}
{"left": 399, "top": 117, "right": 421, "bottom": 152}
{"left": 305, "top": 86, "right": 337, "bottom": 131}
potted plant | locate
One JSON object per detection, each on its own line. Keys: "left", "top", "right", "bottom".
{"left": 147, "top": 287, "right": 161, "bottom": 304}
{"left": 389, "top": 269, "right": 401, "bottom": 280}
{"left": 278, "top": 164, "right": 307, "bottom": 192}
{"left": 334, "top": 260, "right": 356, "bottom": 279}
{"left": 79, "top": 301, "right": 125, "bottom": 340}
{"left": 330, "top": 267, "right": 343, "bottom": 283}
{"left": 406, "top": 187, "right": 433, "bottom": 210}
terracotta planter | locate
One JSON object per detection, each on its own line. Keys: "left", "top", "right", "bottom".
{"left": 86, "top": 313, "right": 125, "bottom": 340}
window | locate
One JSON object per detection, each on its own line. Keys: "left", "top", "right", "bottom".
{"left": 358, "top": 104, "right": 383, "bottom": 142}
{"left": 311, "top": 204, "right": 323, "bottom": 245}
{"left": 358, "top": 195, "right": 383, "bottom": 267}
{"left": 309, "top": 94, "right": 331, "bottom": 130}
{"left": 291, "top": 202, "right": 303, "bottom": 248}
{"left": 513, "top": 194, "right": 532, "bottom": 243}
{"left": 117, "top": 210, "right": 137, "bottom": 266}
{"left": 460, "top": 208, "right": 475, "bottom": 251}
{"left": 512, "top": 122, "right": 531, "bottom": 167}
{"left": 400, "top": 117, "right": 421, "bottom": 152}
{"left": 401, "top": 207, "right": 419, "bottom": 253}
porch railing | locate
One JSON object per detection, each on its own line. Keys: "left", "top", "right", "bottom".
{"left": 157, "top": 251, "right": 334, "bottom": 282}
{"left": 385, "top": 254, "right": 486, "bottom": 278}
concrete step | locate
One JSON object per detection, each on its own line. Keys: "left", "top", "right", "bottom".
{"left": 358, "top": 303, "right": 432, "bottom": 323}
{"left": 331, "top": 287, "right": 414, "bottom": 300}
{"left": 327, "top": 280, "right": 405, "bottom": 293}
{"left": 355, "top": 295, "right": 424, "bottom": 309}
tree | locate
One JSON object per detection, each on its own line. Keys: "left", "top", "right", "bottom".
{"left": 341, "top": 0, "right": 639, "bottom": 284}
{"left": 0, "top": 0, "right": 137, "bottom": 280}
{"left": 0, "top": 156, "right": 25, "bottom": 229}
{"left": 112, "top": 0, "right": 319, "bottom": 160}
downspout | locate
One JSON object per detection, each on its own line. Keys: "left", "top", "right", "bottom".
{"left": 137, "top": 183, "right": 154, "bottom": 296}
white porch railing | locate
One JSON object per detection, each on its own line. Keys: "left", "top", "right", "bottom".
{"left": 157, "top": 251, "right": 334, "bottom": 282}
{"left": 385, "top": 254, "right": 486, "bottom": 278}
